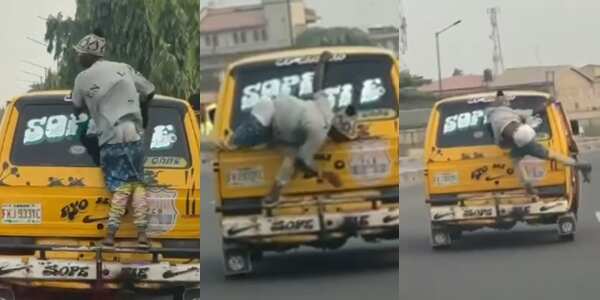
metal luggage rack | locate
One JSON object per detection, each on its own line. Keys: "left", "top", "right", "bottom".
{"left": 261, "top": 189, "right": 399, "bottom": 209}
{"left": 0, "top": 243, "right": 199, "bottom": 262}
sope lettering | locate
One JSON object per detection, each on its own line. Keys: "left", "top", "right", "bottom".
{"left": 42, "top": 264, "right": 90, "bottom": 278}
{"left": 121, "top": 267, "right": 149, "bottom": 280}
{"left": 463, "top": 208, "right": 494, "bottom": 218}
{"left": 443, "top": 110, "right": 486, "bottom": 135}
{"left": 271, "top": 219, "right": 315, "bottom": 232}
{"left": 23, "top": 114, "right": 87, "bottom": 145}
{"left": 344, "top": 215, "right": 370, "bottom": 227}
{"left": 240, "top": 73, "right": 387, "bottom": 111}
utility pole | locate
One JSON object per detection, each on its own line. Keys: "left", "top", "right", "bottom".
{"left": 286, "top": 0, "right": 294, "bottom": 46}
{"left": 488, "top": 7, "right": 505, "bottom": 76}
{"left": 399, "top": 0, "right": 408, "bottom": 55}
{"left": 435, "top": 20, "right": 462, "bottom": 95}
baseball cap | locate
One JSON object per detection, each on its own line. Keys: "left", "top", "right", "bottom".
{"left": 73, "top": 29, "right": 106, "bottom": 57}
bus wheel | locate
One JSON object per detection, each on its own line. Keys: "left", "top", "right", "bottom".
{"left": 223, "top": 242, "right": 253, "bottom": 278}
{"left": 0, "top": 283, "right": 14, "bottom": 300}
{"left": 557, "top": 212, "right": 576, "bottom": 242}
{"left": 430, "top": 224, "right": 452, "bottom": 249}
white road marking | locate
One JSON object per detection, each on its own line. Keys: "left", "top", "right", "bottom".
{"left": 595, "top": 211, "right": 600, "bottom": 223}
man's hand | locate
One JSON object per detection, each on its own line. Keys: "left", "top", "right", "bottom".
{"left": 321, "top": 171, "right": 342, "bottom": 188}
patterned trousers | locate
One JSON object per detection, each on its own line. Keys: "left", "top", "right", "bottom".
{"left": 99, "top": 141, "right": 148, "bottom": 232}
{"left": 107, "top": 182, "right": 148, "bottom": 232}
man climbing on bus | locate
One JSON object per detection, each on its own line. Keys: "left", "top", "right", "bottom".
{"left": 70, "top": 29, "right": 156, "bottom": 248}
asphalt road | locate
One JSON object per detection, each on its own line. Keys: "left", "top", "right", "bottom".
{"left": 14, "top": 291, "right": 172, "bottom": 300}
{"left": 398, "top": 151, "right": 600, "bottom": 300}
{"left": 200, "top": 171, "right": 399, "bottom": 300}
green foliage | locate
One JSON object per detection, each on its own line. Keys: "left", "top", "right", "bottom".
{"left": 43, "top": 0, "right": 199, "bottom": 99}
{"left": 400, "top": 71, "right": 436, "bottom": 108}
{"left": 29, "top": 69, "right": 62, "bottom": 92}
{"left": 400, "top": 70, "right": 431, "bottom": 88}
{"left": 452, "top": 68, "right": 464, "bottom": 76}
{"left": 294, "top": 27, "right": 374, "bottom": 48}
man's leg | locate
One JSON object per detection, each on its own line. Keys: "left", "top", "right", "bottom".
{"left": 99, "top": 143, "right": 133, "bottom": 246}
{"left": 526, "top": 141, "right": 592, "bottom": 183}
{"left": 228, "top": 103, "right": 273, "bottom": 150}
{"left": 265, "top": 147, "right": 296, "bottom": 206}
{"left": 103, "top": 183, "right": 134, "bottom": 246}
{"left": 132, "top": 183, "right": 149, "bottom": 247}
{"left": 511, "top": 157, "right": 537, "bottom": 195}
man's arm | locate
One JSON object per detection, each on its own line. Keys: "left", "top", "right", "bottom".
{"left": 71, "top": 76, "right": 87, "bottom": 115}
{"left": 71, "top": 76, "right": 100, "bottom": 165}
{"left": 127, "top": 65, "right": 156, "bottom": 128}
{"left": 127, "top": 65, "right": 155, "bottom": 101}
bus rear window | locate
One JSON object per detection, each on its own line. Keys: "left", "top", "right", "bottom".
{"left": 11, "top": 99, "right": 191, "bottom": 168}
{"left": 230, "top": 54, "right": 397, "bottom": 129}
{"left": 436, "top": 96, "right": 551, "bottom": 148}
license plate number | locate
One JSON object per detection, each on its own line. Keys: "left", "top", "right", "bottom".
{"left": 228, "top": 167, "right": 264, "bottom": 187}
{"left": 2, "top": 204, "right": 42, "bottom": 224}
{"left": 434, "top": 172, "right": 458, "bottom": 186}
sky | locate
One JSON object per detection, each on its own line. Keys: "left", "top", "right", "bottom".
{"left": 6, "top": 1, "right": 597, "bottom": 100}
{"left": 404, "top": 0, "right": 600, "bottom": 79}
{"left": 201, "top": 0, "right": 399, "bottom": 29}
{"left": 0, "top": 0, "right": 76, "bottom": 101}
{"left": 1, "top": 0, "right": 398, "bottom": 102}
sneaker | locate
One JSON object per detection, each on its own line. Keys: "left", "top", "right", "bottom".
{"left": 101, "top": 233, "right": 115, "bottom": 248}
{"left": 524, "top": 182, "right": 538, "bottom": 196}
{"left": 137, "top": 231, "right": 150, "bottom": 248}
{"left": 262, "top": 195, "right": 279, "bottom": 207}
{"left": 577, "top": 162, "right": 592, "bottom": 183}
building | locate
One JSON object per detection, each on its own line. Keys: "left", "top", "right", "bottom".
{"left": 417, "top": 74, "right": 486, "bottom": 98}
{"left": 490, "top": 65, "right": 599, "bottom": 114}
{"left": 367, "top": 26, "right": 399, "bottom": 57}
{"left": 199, "top": 0, "right": 318, "bottom": 81}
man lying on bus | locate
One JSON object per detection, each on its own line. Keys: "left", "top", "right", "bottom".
{"left": 223, "top": 90, "right": 363, "bottom": 205}
{"left": 485, "top": 90, "right": 592, "bottom": 195}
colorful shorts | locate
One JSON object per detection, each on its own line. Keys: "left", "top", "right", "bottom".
{"left": 510, "top": 140, "right": 549, "bottom": 159}
{"left": 231, "top": 115, "right": 272, "bottom": 147}
{"left": 99, "top": 141, "right": 145, "bottom": 192}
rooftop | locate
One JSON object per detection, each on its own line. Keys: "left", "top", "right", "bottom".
{"left": 489, "top": 65, "right": 592, "bottom": 87}
{"left": 200, "top": 5, "right": 267, "bottom": 33}
{"left": 418, "top": 75, "right": 484, "bottom": 92}
{"left": 200, "top": 1, "right": 318, "bottom": 33}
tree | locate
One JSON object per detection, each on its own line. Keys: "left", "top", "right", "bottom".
{"left": 294, "top": 27, "right": 374, "bottom": 48}
{"left": 400, "top": 70, "right": 431, "bottom": 88}
{"left": 43, "top": 0, "right": 199, "bottom": 100}
{"left": 400, "top": 70, "right": 436, "bottom": 109}
{"left": 452, "top": 68, "right": 464, "bottom": 76}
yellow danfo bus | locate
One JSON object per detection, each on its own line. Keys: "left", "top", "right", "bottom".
{"left": 211, "top": 46, "right": 400, "bottom": 276}
{"left": 0, "top": 91, "right": 200, "bottom": 299}
{"left": 423, "top": 91, "right": 581, "bottom": 248}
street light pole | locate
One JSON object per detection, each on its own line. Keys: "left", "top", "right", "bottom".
{"left": 436, "top": 32, "right": 442, "bottom": 95}
{"left": 435, "top": 20, "right": 462, "bottom": 96}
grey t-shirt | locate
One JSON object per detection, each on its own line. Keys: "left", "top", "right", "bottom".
{"left": 251, "top": 93, "right": 334, "bottom": 185}
{"left": 72, "top": 60, "right": 155, "bottom": 145}
{"left": 484, "top": 105, "right": 532, "bottom": 144}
